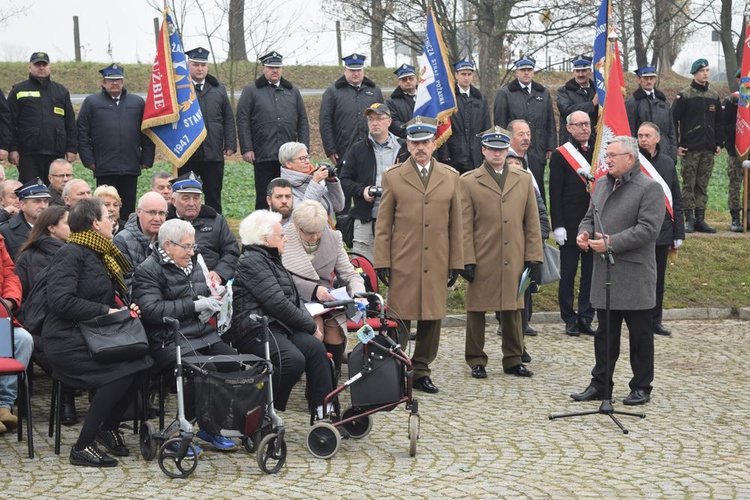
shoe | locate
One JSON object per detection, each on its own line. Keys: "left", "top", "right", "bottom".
{"left": 524, "top": 325, "right": 537, "bottom": 336}
{"left": 694, "top": 209, "right": 716, "bottom": 233}
{"left": 623, "top": 389, "right": 650, "bottom": 406}
{"left": 95, "top": 429, "right": 129, "bottom": 457}
{"left": 730, "top": 210, "right": 743, "bottom": 232}
{"left": 0, "top": 407, "right": 18, "bottom": 430}
{"left": 570, "top": 385, "right": 606, "bottom": 402}
{"left": 503, "top": 364, "right": 533, "bottom": 377}
{"left": 413, "top": 376, "right": 439, "bottom": 394}
{"left": 577, "top": 318, "right": 596, "bottom": 336}
{"left": 653, "top": 323, "right": 672, "bottom": 336}
{"left": 196, "top": 429, "right": 238, "bottom": 451}
{"left": 61, "top": 392, "right": 78, "bottom": 426}
{"left": 565, "top": 322, "right": 580, "bottom": 337}
{"left": 471, "top": 365, "right": 487, "bottom": 379}
{"left": 69, "top": 443, "right": 118, "bottom": 467}
{"left": 685, "top": 210, "right": 695, "bottom": 233}
{"left": 521, "top": 350, "right": 532, "bottom": 363}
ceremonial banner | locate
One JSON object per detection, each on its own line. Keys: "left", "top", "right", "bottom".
{"left": 735, "top": 21, "right": 750, "bottom": 158}
{"left": 592, "top": 0, "right": 609, "bottom": 108}
{"left": 413, "top": 9, "right": 457, "bottom": 147}
{"left": 142, "top": 9, "right": 206, "bottom": 168}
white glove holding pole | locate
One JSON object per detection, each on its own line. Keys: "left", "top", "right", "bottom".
{"left": 673, "top": 239, "right": 683, "bottom": 249}
{"left": 553, "top": 227, "right": 567, "bottom": 246}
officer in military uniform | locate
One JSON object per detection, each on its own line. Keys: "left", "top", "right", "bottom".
{"left": 0, "top": 178, "right": 50, "bottom": 260}
{"left": 557, "top": 55, "right": 598, "bottom": 145}
{"left": 722, "top": 69, "right": 747, "bottom": 232}
{"left": 385, "top": 64, "right": 418, "bottom": 139}
{"left": 181, "top": 47, "right": 237, "bottom": 214}
{"left": 237, "top": 51, "right": 308, "bottom": 210}
{"left": 672, "top": 58, "right": 723, "bottom": 233}
{"left": 7, "top": 52, "right": 77, "bottom": 183}
{"left": 625, "top": 66, "right": 677, "bottom": 162}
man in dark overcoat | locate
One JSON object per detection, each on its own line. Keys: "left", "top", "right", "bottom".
{"left": 385, "top": 63, "right": 417, "bottom": 139}
{"left": 625, "top": 66, "right": 677, "bottom": 162}
{"left": 557, "top": 55, "right": 598, "bottom": 145}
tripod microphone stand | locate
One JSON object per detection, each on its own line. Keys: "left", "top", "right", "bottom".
{"left": 549, "top": 178, "right": 646, "bottom": 434}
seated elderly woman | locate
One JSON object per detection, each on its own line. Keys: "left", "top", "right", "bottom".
{"left": 42, "top": 198, "right": 152, "bottom": 468}
{"left": 226, "top": 210, "right": 333, "bottom": 420}
{"left": 281, "top": 200, "right": 365, "bottom": 378}
{"left": 279, "top": 141, "right": 344, "bottom": 220}
{"left": 132, "top": 218, "right": 239, "bottom": 452}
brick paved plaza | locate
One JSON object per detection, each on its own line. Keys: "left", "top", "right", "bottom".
{"left": 1, "top": 318, "right": 748, "bottom": 499}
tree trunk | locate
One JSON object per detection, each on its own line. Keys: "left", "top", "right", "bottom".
{"left": 653, "top": 0, "right": 671, "bottom": 77}
{"left": 371, "top": 0, "right": 385, "bottom": 66}
{"left": 227, "top": 0, "right": 248, "bottom": 62}
{"left": 474, "top": 0, "right": 514, "bottom": 110}
{"left": 630, "top": 0, "right": 647, "bottom": 69}
{"left": 721, "top": 0, "right": 739, "bottom": 90}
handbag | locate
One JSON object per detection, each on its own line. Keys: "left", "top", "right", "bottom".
{"left": 335, "top": 214, "right": 355, "bottom": 248}
{"left": 539, "top": 242, "right": 561, "bottom": 285}
{"left": 79, "top": 308, "right": 149, "bottom": 362}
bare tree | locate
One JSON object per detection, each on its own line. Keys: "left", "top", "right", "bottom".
{"left": 0, "top": 4, "right": 30, "bottom": 27}
{"left": 146, "top": 0, "right": 191, "bottom": 42}
{"left": 227, "top": 0, "right": 248, "bottom": 61}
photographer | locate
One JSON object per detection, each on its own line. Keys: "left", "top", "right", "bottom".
{"left": 339, "top": 103, "right": 409, "bottom": 262}
{"left": 279, "top": 141, "right": 344, "bottom": 221}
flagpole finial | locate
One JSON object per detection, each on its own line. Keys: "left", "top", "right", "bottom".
{"left": 607, "top": 29, "right": 619, "bottom": 41}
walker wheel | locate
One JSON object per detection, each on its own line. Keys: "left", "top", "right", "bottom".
{"left": 256, "top": 433, "right": 287, "bottom": 474}
{"left": 306, "top": 422, "right": 341, "bottom": 459}
{"left": 158, "top": 437, "right": 199, "bottom": 478}
{"left": 408, "top": 414, "right": 419, "bottom": 457}
{"left": 341, "top": 407, "right": 373, "bottom": 440}
{"left": 242, "top": 434, "right": 258, "bottom": 454}
{"left": 139, "top": 421, "right": 158, "bottom": 461}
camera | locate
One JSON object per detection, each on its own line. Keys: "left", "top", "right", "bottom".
{"left": 367, "top": 186, "right": 383, "bottom": 197}
{"left": 317, "top": 161, "right": 337, "bottom": 178}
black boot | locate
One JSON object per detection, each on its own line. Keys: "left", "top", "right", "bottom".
{"left": 684, "top": 210, "right": 695, "bottom": 233}
{"left": 694, "top": 209, "right": 716, "bottom": 233}
{"left": 61, "top": 386, "right": 78, "bottom": 426}
{"left": 730, "top": 210, "right": 743, "bottom": 232}
{"left": 325, "top": 343, "right": 345, "bottom": 382}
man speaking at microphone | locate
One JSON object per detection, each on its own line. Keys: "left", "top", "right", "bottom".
{"left": 571, "top": 136, "right": 664, "bottom": 405}
{"left": 549, "top": 110, "right": 596, "bottom": 337}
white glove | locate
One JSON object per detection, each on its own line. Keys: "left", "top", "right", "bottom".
{"left": 673, "top": 239, "right": 683, "bottom": 249}
{"left": 553, "top": 227, "right": 567, "bottom": 246}
{"left": 198, "top": 309, "right": 215, "bottom": 324}
{"left": 194, "top": 296, "right": 221, "bottom": 313}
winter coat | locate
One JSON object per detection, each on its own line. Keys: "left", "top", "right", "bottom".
{"left": 226, "top": 244, "right": 317, "bottom": 345}
{"left": 113, "top": 213, "right": 155, "bottom": 286}
{"left": 280, "top": 167, "right": 345, "bottom": 219}
{"left": 7, "top": 74, "right": 77, "bottom": 155}
{"left": 493, "top": 79, "right": 557, "bottom": 159}
{"left": 439, "top": 85, "right": 491, "bottom": 173}
{"left": 557, "top": 78, "right": 597, "bottom": 145}
{"left": 374, "top": 158, "right": 463, "bottom": 320}
{"left": 0, "top": 212, "right": 32, "bottom": 260}
{"left": 579, "top": 166, "right": 664, "bottom": 310}
{"left": 0, "top": 88, "right": 11, "bottom": 151}
{"left": 460, "top": 164, "right": 543, "bottom": 311}
{"left": 14, "top": 235, "right": 64, "bottom": 300}
{"left": 641, "top": 146, "right": 685, "bottom": 246}
{"left": 41, "top": 243, "right": 153, "bottom": 389}
{"left": 76, "top": 88, "right": 155, "bottom": 176}
{"left": 625, "top": 87, "right": 677, "bottom": 162}
{"left": 189, "top": 74, "right": 237, "bottom": 162}
{"left": 722, "top": 92, "right": 739, "bottom": 157}
{"left": 236, "top": 76, "right": 308, "bottom": 163}
{"left": 319, "top": 76, "right": 383, "bottom": 159}
{"left": 672, "top": 80, "right": 723, "bottom": 151}
{"left": 548, "top": 138, "right": 595, "bottom": 247}
{"left": 0, "top": 235, "right": 23, "bottom": 325}
{"left": 385, "top": 86, "right": 416, "bottom": 138}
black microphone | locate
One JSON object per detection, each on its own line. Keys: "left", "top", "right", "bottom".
{"left": 577, "top": 168, "right": 596, "bottom": 183}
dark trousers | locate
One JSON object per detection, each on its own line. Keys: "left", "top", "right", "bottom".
{"left": 402, "top": 319, "right": 442, "bottom": 379}
{"left": 558, "top": 244, "right": 594, "bottom": 324}
{"left": 18, "top": 154, "right": 59, "bottom": 184}
{"left": 590, "top": 308, "right": 654, "bottom": 394}
{"left": 466, "top": 310, "right": 523, "bottom": 370}
{"left": 96, "top": 174, "right": 139, "bottom": 219}
{"left": 235, "top": 328, "right": 332, "bottom": 412}
{"left": 652, "top": 244, "right": 670, "bottom": 325}
{"left": 179, "top": 160, "right": 224, "bottom": 214}
{"left": 253, "top": 161, "right": 281, "bottom": 210}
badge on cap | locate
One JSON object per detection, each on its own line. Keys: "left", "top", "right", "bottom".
{"left": 571, "top": 55, "right": 592, "bottom": 70}
{"left": 477, "top": 126, "right": 511, "bottom": 149}
{"left": 170, "top": 171, "right": 203, "bottom": 194}
{"left": 514, "top": 56, "right": 536, "bottom": 70}
{"left": 100, "top": 63, "right": 124, "bottom": 79}
{"left": 186, "top": 47, "right": 210, "bottom": 63}
{"left": 394, "top": 63, "right": 416, "bottom": 79}
{"left": 260, "top": 51, "right": 283, "bottom": 67}
{"left": 15, "top": 178, "right": 51, "bottom": 200}
{"left": 454, "top": 59, "right": 476, "bottom": 72}
{"left": 405, "top": 116, "right": 438, "bottom": 142}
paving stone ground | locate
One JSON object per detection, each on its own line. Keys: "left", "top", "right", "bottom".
{"left": 1, "top": 319, "right": 748, "bottom": 499}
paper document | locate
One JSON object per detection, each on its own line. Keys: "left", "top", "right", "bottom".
{"left": 517, "top": 267, "right": 532, "bottom": 301}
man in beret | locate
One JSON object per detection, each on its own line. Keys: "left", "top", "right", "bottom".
{"left": 7, "top": 52, "right": 77, "bottom": 183}
{"left": 237, "top": 51, "right": 308, "bottom": 210}
{"left": 672, "top": 58, "right": 723, "bottom": 233}
{"left": 557, "top": 55, "right": 598, "bottom": 145}
{"left": 438, "top": 59, "right": 491, "bottom": 174}
{"left": 625, "top": 66, "right": 677, "bottom": 162}
{"left": 183, "top": 48, "right": 237, "bottom": 214}
{"left": 0, "top": 178, "right": 50, "bottom": 260}
{"left": 386, "top": 63, "right": 418, "bottom": 139}
{"left": 374, "top": 116, "right": 463, "bottom": 394}
{"left": 722, "top": 69, "right": 747, "bottom": 232}
{"left": 77, "top": 63, "right": 155, "bottom": 218}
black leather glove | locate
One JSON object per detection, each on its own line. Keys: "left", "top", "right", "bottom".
{"left": 447, "top": 269, "right": 460, "bottom": 287}
{"left": 525, "top": 261, "right": 542, "bottom": 275}
{"left": 526, "top": 261, "right": 542, "bottom": 293}
{"left": 460, "top": 264, "right": 476, "bottom": 283}
{"left": 376, "top": 268, "right": 390, "bottom": 287}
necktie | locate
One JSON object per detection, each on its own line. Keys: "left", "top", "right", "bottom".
{"left": 581, "top": 145, "right": 588, "bottom": 152}
{"left": 421, "top": 167, "right": 428, "bottom": 183}
{"left": 113, "top": 98, "right": 119, "bottom": 107}
{"left": 195, "top": 83, "right": 202, "bottom": 92}
{"left": 613, "top": 179, "right": 621, "bottom": 191}
{"left": 525, "top": 86, "right": 531, "bottom": 95}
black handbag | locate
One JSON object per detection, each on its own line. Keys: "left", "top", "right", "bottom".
{"left": 79, "top": 309, "right": 149, "bottom": 362}
{"left": 335, "top": 214, "right": 355, "bottom": 248}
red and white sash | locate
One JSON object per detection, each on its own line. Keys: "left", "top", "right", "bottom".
{"left": 557, "top": 142, "right": 591, "bottom": 186}
{"left": 638, "top": 153, "right": 675, "bottom": 221}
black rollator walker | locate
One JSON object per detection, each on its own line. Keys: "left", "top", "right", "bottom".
{"left": 139, "top": 316, "right": 287, "bottom": 477}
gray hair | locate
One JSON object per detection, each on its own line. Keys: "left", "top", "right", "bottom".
{"left": 0, "top": 180, "right": 21, "bottom": 200}
{"left": 278, "top": 142, "right": 307, "bottom": 165}
{"left": 150, "top": 171, "right": 171, "bottom": 188}
{"left": 507, "top": 119, "right": 529, "bottom": 133}
{"left": 638, "top": 121, "right": 661, "bottom": 138}
{"left": 62, "top": 179, "right": 89, "bottom": 198}
{"left": 158, "top": 219, "right": 195, "bottom": 247}
{"left": 239, "top": 210, "right": 281, "bottom": 245}
{"left": 292, "top": 200, "right": 327, "bottom": 233}
{"left": 48, "top": 158, "right": 71, "bottom": 174}
{"left": 566, "top": 110, "right": 589, "bottom": 125}
{"left": 609, "top": 135, "right": 639, "bottom": 157}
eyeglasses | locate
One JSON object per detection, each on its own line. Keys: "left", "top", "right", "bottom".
{"left": 50, "top": 173, "right": 74, "bottom": 178}
{"left": 294, "top": 155, "right": 311, "bottom": 162}
{"left": 367, "top": 116, "right": 390, "bottom": 122}
{"left": 569, "top": 122, "right": 591, "bottom": 128}
{"left": 170, "top": 240, "right": 198, "bottom": 251}
{"left": 104, "top": 214, "right": 115, "bottom": 222}
{"left": 141, "top": 209, "right": 167, "bottom": 218}
{"left": 604, "top": 152, "right": 630, "bottom": 159}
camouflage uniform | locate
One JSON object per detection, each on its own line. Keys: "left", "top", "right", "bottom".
{"left": 722, "top": 92, "right": 743, "bottom": 212}
{"left": 680, "top": 150, "right": 716, "bottom": 211}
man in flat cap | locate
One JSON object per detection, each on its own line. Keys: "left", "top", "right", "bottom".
{"left": 722, "top": 69, "right": 747, "bottom": 232}
{"left": 182, "top": 47, "right": 237, "bottom": 214}
{"left": 7, "top": 52, "right": 77, "bottom": 183}
{"left": 672, "top": 58, "right": 723, "bottom": 233}
{"left": 374, "top": 116, "right": 463, "bottom": 394}
{"left": 438, "top": 59, "right": 491, "bottom": 174}
{"left": 625, "top": 66, "right": 677, "bottom": 162}
{"left": 460, "top": 126, "right": 542, "bottom": 380}
{"left": 0, "top": 178, "right": 50, "bottom": 260}
{"left": 494, "top": 56, "right": 557, "bottom": 168}
{"left": 77, "top": 63, "right": 155, "bottom": 218}
{"left": 386, "top": 63, "right": 418, "bottom": 139}
{"left": 557, "top": 55, "right": 598, "bottom": 145}
{"left": 237, "top": 51, "right": 308, "bottom": 210}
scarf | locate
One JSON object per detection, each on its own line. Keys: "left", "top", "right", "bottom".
{"left": 68, "top": 229, "right": 132, "bottom": 296}
{"left": 158, "top": 246, "right": 194, "bottom": 276}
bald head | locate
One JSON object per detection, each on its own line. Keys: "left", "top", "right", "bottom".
{"left": 137, "top": 191, "right": 169, "bottom": 237}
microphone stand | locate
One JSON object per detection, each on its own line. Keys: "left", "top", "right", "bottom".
{"left": 549, "top": 176, "right": 646, "bottom": 434}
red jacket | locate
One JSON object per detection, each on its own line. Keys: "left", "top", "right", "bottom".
{"left": 0, "top": 235, "right": 23, "bottom": 326}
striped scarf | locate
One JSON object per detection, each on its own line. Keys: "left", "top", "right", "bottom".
{"left": 68, "top": 229, "right": 132, "bottom": 295}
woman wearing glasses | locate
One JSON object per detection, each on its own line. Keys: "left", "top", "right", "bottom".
{"left": 278, "top": 141, "right": 344, "bottom": 220}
